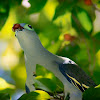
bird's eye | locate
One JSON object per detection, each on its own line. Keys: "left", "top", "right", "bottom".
{"left": 28, "top": 25, "right": 32, "bottom": 29}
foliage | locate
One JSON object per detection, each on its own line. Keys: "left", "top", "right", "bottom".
{"left": 83, "top": 85, "right": 100, "bottom": 100}
{"left": 18, "top": 90, "right": 50, "bottom": 100}
{"left": 0, "top": 0, "right": 100, "bottom": 100}
{"left": 0, "top": 93, "right": 10, "bottom": 100}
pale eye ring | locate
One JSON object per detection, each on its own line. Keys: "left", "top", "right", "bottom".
{"left": 28, "top": 25, "right": 32, "bottom": 29}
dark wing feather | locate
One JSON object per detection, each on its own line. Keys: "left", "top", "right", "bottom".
{"left": 59, "top": 64, "right": 96, "bottom": 92}
{"left": 25, "top": 84, "right": 30, "bottom": 93}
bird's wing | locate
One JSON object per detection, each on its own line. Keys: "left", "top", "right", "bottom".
{"left": 59, "top": 64, "right": 96, "bottom": 92}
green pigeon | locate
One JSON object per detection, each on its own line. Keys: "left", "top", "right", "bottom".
{"left": 12, "top": 23, "right": 96, "bottom": 100}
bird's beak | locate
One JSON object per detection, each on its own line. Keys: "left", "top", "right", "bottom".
{"left": 12, "top": 23, "right": 24, "bottom": 32}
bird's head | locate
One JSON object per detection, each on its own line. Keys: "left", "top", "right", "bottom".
{"left": 12, "top": 23, "right": 34, "bottom": 38}
{"left": 12, "top": 23, "right": 40, "bottom": 52}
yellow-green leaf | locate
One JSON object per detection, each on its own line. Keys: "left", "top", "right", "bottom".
{"left": 0, "top": 77, "right": 15, "bottom": 91}
{"left": 18, "top": 90, "right": 50, "bottom": 100}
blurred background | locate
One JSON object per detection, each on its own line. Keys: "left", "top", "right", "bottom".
{"left": 0, "top": 0, "right": 100, "bottom": 100}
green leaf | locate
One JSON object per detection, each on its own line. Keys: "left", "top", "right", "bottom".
{"left": 9, "top": 0, "right": 22, "bottom": 7}
{"left": 0, "top": 78, "right": 15, "bottom": 91}
{"left": 53, "top": 0, "right": 78, "bottom": 20}
{"left": 47, "top": 40, "right": 61, "bottom": 54}
{"left": 0, "top": 93, "right": 10, "bottom": 100}
{"left": 38, "top": 13, "right": 60, "bottom": 41}
{"left": 18, "top": 90, "right": 50, "bottom": 100}
{"left": 93, "top": 32, "right": 100, "bottom": 40}
{"left": 71, "top": 6, "right": 93, "bottom": 33}
{"left": 0, "top": 13, "right": 9, "bottom": 30}
{"left": 0, "top": 0, "right": 9, "bottom": 13}
{"left": 57, "top": 43, "right": 80, "bottom": 59}
{"left": 36, "top": 64, "right": 63, "bottom": 92}
{"left": 34, "top": 77, "right": 57, "bottom": 93}
{"left": 77, "top": 0, "right": 95, "bottom": 21}
{"left": 95, "top": 84, "right": 100, "bottom": 88}
{"left": 93, "top": 67, "right": 100, "bottom": 84}
{"left": 18, "top": 92, "right": 39, "bottom": 100}
{"left": 28, "top": 0, "right": 47, "bottom": 14}
{"left": 92, "top": 32, "right": 100, "bottom": 52}
{"left": 36, "top": 64, "right": 55, "bottom": 78}
{"left": 83, "top": 87, "right": 100, "bottom": 100}
{"left": 0, "top": 0, "right": 9, "bottom": 30}
{"left": 54, "top": 77, "right": 64, "bottom": 92}
{"left": 0, "top": 78, "right": 15, "bottom": 95}
{"left": 36, "top": 64, "right": 48, "bottom": 77}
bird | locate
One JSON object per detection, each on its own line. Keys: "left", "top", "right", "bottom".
{"left": 12, "top": 23, "right": 96, "bottom": 100}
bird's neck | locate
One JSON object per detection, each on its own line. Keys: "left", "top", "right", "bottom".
{"left": 23, "top": 37, "right": 61, "bottom": 66}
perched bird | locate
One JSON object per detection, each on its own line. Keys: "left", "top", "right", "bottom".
{"left": 12, "top": 23, "right": 96, "bottom": 100}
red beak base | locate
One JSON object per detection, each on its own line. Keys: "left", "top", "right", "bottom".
{"left": 12, "top": 23, "right": 24, "bottom": 32}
